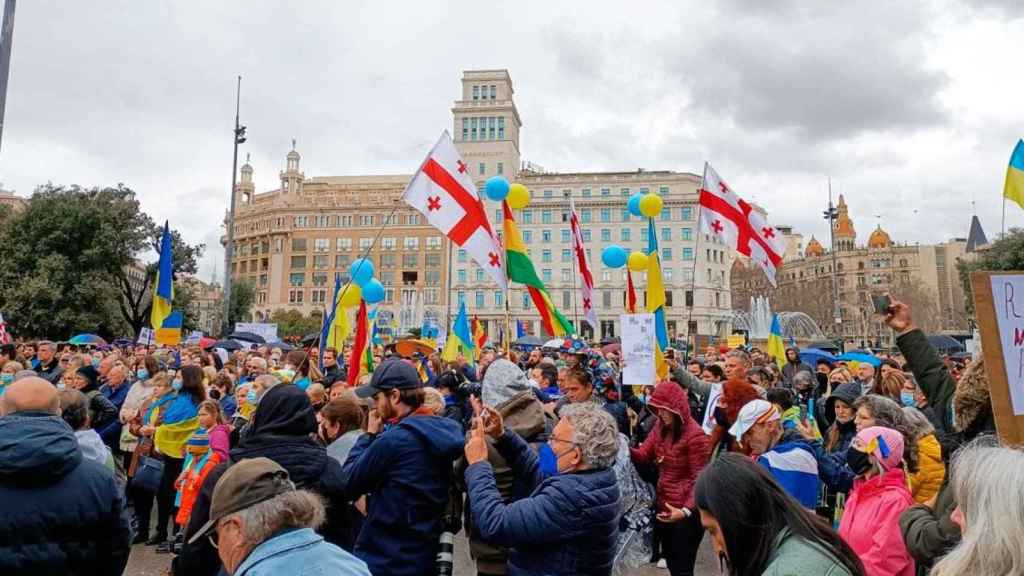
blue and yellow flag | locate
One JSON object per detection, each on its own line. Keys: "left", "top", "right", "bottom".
{"left": 1005, "top": 139, "right": 1024, "bottom": 211}
{"left": 150, "top": 221, "right": 174, "bottom": 330}
{"left": 767, "top": 314, "right": 787, "bottom": 368}
{"left": 442, "top": 300, "right": 474, "bottom": 362}
{"left": 155, "top": 310, "right": 183, "bottom": 346}
{"left": 646, "top": 219, "right": 669, "bottom": 379}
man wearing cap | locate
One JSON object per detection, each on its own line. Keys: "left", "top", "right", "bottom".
{"left": 189, "top": 457, "right": 369, "bottom": 575}
{"left": 342, "top": 359, "right": 464, "bottom": 576}
{"left": 730, "top": 399, "right": 820, "bottom": 510}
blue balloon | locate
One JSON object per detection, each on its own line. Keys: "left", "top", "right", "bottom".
{"left": 485, "top": 176, "right": 511, "bottom": 202}
{"left": 601, "top": 245, "right": 628, "bottom": 268}
{"left": 350, "top": 258, "right": 375, "bottom": 286}
{"left": 627, "top": 192, "right": 645, "bottom": 217}
{"left": 362, "top": 279, "right": 385, "bottom": 304}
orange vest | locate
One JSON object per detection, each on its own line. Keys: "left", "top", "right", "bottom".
{"left": 175, "top": 451, "right": 222, "bottom": 526}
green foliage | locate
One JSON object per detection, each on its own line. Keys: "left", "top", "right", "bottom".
{"left": 267, "top": 308, "right": 324, "bottom": 339}
{"left": 120, "top": 226, "right": 205, "bottom": 335}
{"left": 228, "top": 280, "right": 257, "bottom": 326}
{"left": 957, "top": 227, "right": 1024, "bottom": 315}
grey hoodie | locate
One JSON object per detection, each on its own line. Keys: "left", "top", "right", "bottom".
{"left": 74, "top": 428, "right": 114, "bottom": 472}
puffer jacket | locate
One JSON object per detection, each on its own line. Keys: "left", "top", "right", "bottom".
{"left": 630, "top": 381, "right": 709, "bottom": 510}
{"left": 0, "top": 411, "right": 131, "bottom": 575}
{"left": 763, "top": 527, "right": 855, "bottom": 576}
{"left": 838, "top": 468, "right": 915, "bottom": 576}
{"left": 461, "top": 390, "right": 548, "bottom": 575}
{"left": 466, "top": 429, "right": 621, "bottom": 575}
{"left": 899, "top": 479, "right": 959, "bottom": 576}
{"left": 908, "top": 434, "right": 944, "bottom": 504}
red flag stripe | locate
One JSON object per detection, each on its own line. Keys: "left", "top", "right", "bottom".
{"left": 347, "top": 300, "right": 368, "bottom": 387}
{"left": 421, "top": 158, "right": 495, "bottom": 243}
{"left": 699, "top": 189, "right": 782, "bottom": 267}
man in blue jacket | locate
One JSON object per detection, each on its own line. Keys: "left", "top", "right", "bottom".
{"left": 343, "top": 359, "right": 465, "bottom": 576}
{"left": 464, "top": 401, "right": 621, "bottom": 575}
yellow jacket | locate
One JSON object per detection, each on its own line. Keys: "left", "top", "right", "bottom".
{"left": 909, "top": 433, "right": 945, "bottom": 503}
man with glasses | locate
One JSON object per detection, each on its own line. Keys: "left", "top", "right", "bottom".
{"left": 35, "top": 341, "right": 64, "bottom": 386}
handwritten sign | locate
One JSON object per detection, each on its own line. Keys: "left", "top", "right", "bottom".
{"left": 234, "top": 322, "right": 278, "bottom": 342}
{"left": 727, "top": 334, "right": 746, "bottom": 349}
{"left": 971, "top": 271, "right": 1024, "bottom": 445}
{"left": 621, "top": 313, "right": 656, "bottom": 386}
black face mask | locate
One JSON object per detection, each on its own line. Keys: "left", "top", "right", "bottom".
{"left": 714, "top": 406, "right": 730, "bottom": 428}
{"left": 846, "top": 447, "right": 873, "bottom": 475}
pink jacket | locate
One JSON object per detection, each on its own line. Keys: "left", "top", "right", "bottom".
{"left": 208, "top": 424, "right": 230, "bottom": 461}
{"left": 838, "top": 468, "right": 915, "bottom": 576}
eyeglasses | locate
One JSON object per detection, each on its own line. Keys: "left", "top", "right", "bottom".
{"left": 207, "top": 518, "right": 225, "bottom": 549}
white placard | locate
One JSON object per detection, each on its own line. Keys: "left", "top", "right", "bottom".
{"left": 185, "top": 330, "right": 203, "bottom": 345}
{"left": 621, "top": 313, "right": 656, "bottom": 386}
{"left": 234, "top": 322, "right": 279, "bottom": 342}
{"left": 137, "top": 327, "right": 155, "bottom": 346}
{"left": 990, "top": 276, "right": 1024, "bottom": 415}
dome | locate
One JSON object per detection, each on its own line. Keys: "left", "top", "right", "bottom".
{"left": 868, "top": 225, "right": 892, "bottom": 248}
{"left": 287, "top": 149, "right": 300, "bottom": 160}
{"left": 805, "top": 236, "right": 824, "bottom": 257}
{"left": 834, "top": 195, "right": 856, "bottom": 239}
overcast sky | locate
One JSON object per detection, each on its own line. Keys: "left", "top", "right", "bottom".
{"left": 1, "top": 1, "right": 1021, "bottom": 281}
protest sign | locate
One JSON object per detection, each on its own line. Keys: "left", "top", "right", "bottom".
{"left": 971, "top": 271, "right": 1024, "bottom": 445}
{"left": 621, "top": 313, "right": 656, "bottom": 386}
{"left": 137, "top": 327, "right": 155, "bottom": 346}
{"left": 234, "top": 322, "right": 278, "bottom": 342}
{"left": 727, "top": 334, "right": 746, "bottom": 348}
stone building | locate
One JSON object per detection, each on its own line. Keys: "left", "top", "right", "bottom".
{"left": 181, "top": 277, "right": 223, "bottom": 337}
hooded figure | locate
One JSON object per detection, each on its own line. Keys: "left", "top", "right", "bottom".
{"left": 175, "top": 385, "right": 352, "bottom": 575}
{"left": 75, "top": 365, "right": 118, "bottom": 434}
{"left": 782, "top": 347, "right": 813, "bottom": 387}
{"left": 461, "top": 359, "right": 549, "bottom": 575}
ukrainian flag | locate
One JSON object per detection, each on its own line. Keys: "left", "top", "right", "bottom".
{"left": 646, "top": 219, "right": 669, "bottom": 379}
{"left": 767, "top": 314, "right": 787, "bottom": 368}
{"left": 441, "top": 300, "right": 473, "bottom": 362}
{"left": 150, "top": 221, "right": 174, "bottom": 330}
{"left": 1005, "top": 139, "right": 1024, "bottom": 211}
{"left": 155, "top": 310, "right": 183, "bottom": 346}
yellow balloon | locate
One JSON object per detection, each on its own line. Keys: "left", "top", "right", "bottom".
{"left": 339, "top": 283, "right": 362, "bottom": 308}
{"left": 627, "top": 252, "right": 649, "bottom": 272}
{"left": 639, "top": 194, "right": 663, "bottom": 218}
{"left": 507, "top": 183, "right": 530, "bottom": 209}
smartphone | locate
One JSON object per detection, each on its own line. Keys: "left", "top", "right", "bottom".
{"left": 871, "top": 294, "right": 892, "bottom": 315}
{"left": 799, "top": 404, "right": 808, "bottom": 422}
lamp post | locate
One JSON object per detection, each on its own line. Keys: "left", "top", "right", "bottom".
{"left": 222, "top": 76, "right": 246, "bottom": 337}
{"left": 822, "top": 179, "right": 841, "bottom": 342}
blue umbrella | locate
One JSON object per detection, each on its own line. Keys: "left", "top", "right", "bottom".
{"left": 836, "top": 351, "right": 882, "bottom": 367}
{"left": 799, "top": 348, "right": 836, "bottom": 366}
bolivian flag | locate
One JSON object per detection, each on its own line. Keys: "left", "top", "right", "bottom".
{"left": 1005, "top": 139, "right": 1024, "bottom": 211}
{"left": 502, "top": 201, "right": 574, "bottom": 336}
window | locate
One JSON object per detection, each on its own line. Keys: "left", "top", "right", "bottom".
{"left": 472, "top": 85, "right": 480, "bottom": 100}
{"left": 381, "top": 254, "right": 395, "bottom": 268}
{"left": 294, "top": 216, "right": 308, "bottom": 228}
{"left": 561, "top": 229, "right": 571, "bottom": 243}
{"left": 490, "top": 85, "right": 496, "bottom": 99}
{"left": 495, "top": 290, "right": 504, "bottom": 308}
{"left": 602, "top": 290, "right": 612, "bottom": 307}
{"left": 289, "top": 273, "right": 304, "bottom": 286}
{"left": 475, "top": 291, "right": 485, "bottom": 308}
{"left": 457, "top": 269, "right": 467, "bottom": 283}
{"left": 661, "top": 228, "right": 671, "bottom": 241}
{"left": 542, "top": 229, "right": 552, "bottom": 243}
{"left": 425, "top": 253, "right": 441, "bottom": 268}
{"left": 290, "top": 256, "right": 306, "bottom": 269}
{"left": 426, "top": 236, "right": 441, "bottom": 250}
{"left": 457, "top": 249, "right": 467, "bottom": 263}
{"left": 600, "top": 208, "right": 611, "bottom": 222}
{"left": 359, "top": 238, "right": 372, "bottom": 250}
{"left": 601, "top": 229, "right": 611, "bottom": 242}
{"left": 312, "top": 272, "right": 328, "bottom": 287}
{"left": 313, "top": 238, "right": 329, "bottom": 252}
{"left": 291, "top": 238, "right": 307, "bottom": 252}
{"left": 659, "top": 186, "right": 669, "bottom": 195}
{"left": 335, "top": 254, "right": 350, "bottom": 268}
{"left": 404, "top": 237, "right": 419, "bottom": 250}
{"left": 458, "top": 291, "right": 466, "bottom": 306}
{"left": 664, "top": 268, "right": 673, "bottom": 281}
{"left": 360, "top": 215, "right": 374, "bottom": 226}
{"left": 681, "top": 228, "right": 692, "bottom": 241}
{"left": 562, "top": 291, "right": 571, "bottom": 309}
{"left": 581, "top": 209, "right": 591, "bottom": 223}
{"left": 621, "top": 187, "right": 630, "bottom": 197}
{"left": 336, "top": 238, "right": 352, "bottom": 251}
{"left": 488, "top": 116, "right": 496, "bottom": 139}
{"left": 542, "top": 210, "right": 552, "bottom": 224}
{"left": 478, "top": 162, "right": 486, "bottom": 176}
{"left": 313, "top": 255, "right": 328, "bottom": 269}
{"left": 601, "top": 188, "right": 611, "bottom": 197}
{"left": 498, "top": 117, "right": 505, "bottom": 139}
{"left": 408, "top": 213, "right": 421, "bottom": 225}
{"left": 470, "top": 118, "right": 478, "bottom": 141}
{"left": 542, "top": 269, "right": 552, "bottom": 282}
{"left": 602, "top": 271, "right": 611, "bottom": 281}
{"left": 582, "top": 188, "right": 591, "bottom": 198}
{"left": 542, "top": 249, "right": 552, "bottom": 263}
{"left": 681, "top": 207, "right": 693, "bottom": 221}
{"left": 497, "top": 162, "right": 504, "bottom": 175}
{"left": 661, "top": 208, "right": 671, "bottom": 221}
{"left": 338, "top": 215, "right": 353, "bottom": 227}
{"left": 683, "top": 247, "right": 694, "bottom": 260}
{"left": 662, "top": 248, "right": 672, "bottom": 261}
{"left": 561, "top": 269, "right": 571, "bottom": 282}
{"left": 288, "top": 289, "right": 304, "bottom": 304}
{"left": 426, "top": 270, "right": 441, "bottom": 286}
{"left": 562, "top": 249, "right": 572, "bottom": 262}
{"left": 621, "top": 228, "right": 631, "bottom": 242}
{"left": 402, "top": 254, "right": 418, "bottom": 267}
{"left": 522, "top": 292, "right": 530, "bottom": 309}
{"left": 582, "top": 229, "right": 591, "bottom": 242}
{"left": 522, "top": 230, "right": 532, "bottom": 243}
{"left": 685, "top": 290, "right": 693, "bottom": 307}
{"left": 475, "top": 268, "right": 484, "bottom": 282}
{"left": 522, "top": 210, "right": 533, "bottom": 224}
{"left": 666, "top": 291, "right": 674, "bottom": 307}
{"left": 381, "top": 237, "right": 396, "bottom": 251}
{"left": 462, "top": 117, "right": 468, "bottom": 141}
{"left": 621, "top": 208, "right": 631, "bottom": 222}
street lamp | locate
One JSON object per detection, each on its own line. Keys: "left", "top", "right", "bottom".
{"left": 822, "top": 179, "right": 841, "bottom": 341}
{"left": 222, "top": 76, "right": 246, "bottom": 337}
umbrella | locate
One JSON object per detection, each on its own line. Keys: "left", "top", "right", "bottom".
{"left": 601, "top": 342, "right": 621, "bottom": 355}
{"left": 806, "top": 340, "right": 841, "bottom": 353}
{"left": 799, "top": 348, "right": 836, "bottom": 366}
{"left": 300, "top": 332, "right": 320, "bottom": 346}
{"left": 927, "top": 334, "right": 965, "bottom": 354}
{"left": 199, "top": 336, "right": 218, "bottom": 349}
{"left": 228, "top": 331, "right": 266, "bottom": 344}
{"left": 112, "top": 338, "right": 135, "bottom": 348}
{"left": 600, "top": 336, "right": 621, "bottom": 346}
{"left": 835, "top": 352, "right": 882, "bottom": 367}
{"left": 69, "top": 334, "right": 107, "bottom": 346}
{"left": 542, "top": 338, "right": 564, "bottom": 349}
{"left": 514, "top": 335, "right": 544, "bottom": 348}
{"left": 394, "top": 339, "right": 436, "bottom": 358}
{"left": 267, "top": 340, "right": 295, "bottom": 352}
{"left": 206, "top": 339, "right": 242, "bottom": 352}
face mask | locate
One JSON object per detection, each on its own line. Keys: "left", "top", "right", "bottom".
{"left": 56, "top": 383, "right": 66, "bottom": 392}
{"left": 900, "top": 391, "right": 916, "bottom": 407}
{"left": 91, "top": 358, "right": 101, "bottom": 368}
{"left": 0, "top": 374, "right": 11, "bottom": 385}
{"left": 172, "top": 379, "right": 183, "bottom": 392}
{"left": 246, "top": 389, "right": 258, "bottom": 405}
{"left": 537, "top": 442, "right": 560, "bottom": 477}
{"left": 846, "top": 446, "right": 873, "bottom": 476}
{"left": 136, "top": 369, "right": 149, "bottom": 380}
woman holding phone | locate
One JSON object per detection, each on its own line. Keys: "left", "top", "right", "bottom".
{"left": 630, "top": 380, "right": 710, "bottom": 576}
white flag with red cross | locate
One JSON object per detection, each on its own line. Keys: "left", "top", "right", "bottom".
{"left": 402, "top": 131, "right": 507, "bottom": 290}
{"left": 569, "top": 199, "right": 598, "bottom": 330}
{"left": 699, "top": 163, "right": 786, "bottom": 286}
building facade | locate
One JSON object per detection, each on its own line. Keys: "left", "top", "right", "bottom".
{"left": 226, "top": 69, "right": 733, "bottom": 342}
{"left": 731, "top": 194, "right": 974, "bottom": 349}
{"left": 181, "top": 277, "right": 224, "bottom": 337}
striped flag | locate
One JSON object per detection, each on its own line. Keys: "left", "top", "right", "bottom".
{"left": 625, "top": 269, "right": 637, "bottom": 314}
{"left": 569, "top": 198, "right": 598, "bottom": 330}
{"left": 502, "top": 201, "right": 574, "bottom": 336}
{"left": 346, "top": 300, "right": 369, "bottom": 386}
{"left": 0, "top": 312, "right": 8, "bottom": 344}
{"left": 150, "top": 221, "right": 174, "bottom": 330}
{"left": 646, "top": 219, "right": 669, "bottom": 379}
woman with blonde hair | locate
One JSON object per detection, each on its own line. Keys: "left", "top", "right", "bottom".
{"left": 932, "top": 442, "right": 1024, "bottom": 576}
{"left": 872, "top": 370, "right": 907, "bottom": 403}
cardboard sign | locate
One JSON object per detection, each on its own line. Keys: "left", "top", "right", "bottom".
{"left": 234, "top": 322, "right": 279, "bottom": 342}
{"left": 727, "top": 334, "right": 746, "bottom": 348}
{"left": 971, "top": 271, "right": 1024, "bottom": 445}
{"left": 621, "top": 313, "right": 656, "bottom": 386}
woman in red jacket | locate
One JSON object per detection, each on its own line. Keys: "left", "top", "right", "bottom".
{"left": 631, "top": 380, "right": 711, "bottom": 576}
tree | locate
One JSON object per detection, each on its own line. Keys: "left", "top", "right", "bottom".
{"left": 0, "top": 185, "right": 151, "bottom": 338}
{"left": 227, "top": 280, "right": 256, "bottom": 328}
{"left": 958, "top": 228, "right": 1024, "bottom": 315}
{"left": 118, "top": 225, "right": 205, "bottom": 336}
{"left": 267, "top": 308, "right": 324, "bottom": 339}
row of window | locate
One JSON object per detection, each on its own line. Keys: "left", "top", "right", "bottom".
{"left": 284, "top": 287, "right": 443, "bottom": 306}
{"left": 290, "top": 253, "right": 445, "bottom": 272}
{"left": 454, "top": 288, "right": 728, "bottom": 311}
{"left": 288, "top": 269, "right": 443, "bottom": 287}
{"left": 498, "top": 205, "right": 694, "bottom": 224}
{"left": 285, "top": 236, "right": 444, "bottom": 254}
{"left": 462, "top": 116, "right": 506, "bottom": 142}
{"left": 472, "top": 84, "right": 497, "bottom": 101}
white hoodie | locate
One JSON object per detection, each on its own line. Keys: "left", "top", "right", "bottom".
{"left": 75, "top": 428, "right": 114, "bottom": 472}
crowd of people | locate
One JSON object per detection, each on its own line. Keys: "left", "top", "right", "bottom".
{"left": 0, "top": 297, "right": 1021, "bottom": 576}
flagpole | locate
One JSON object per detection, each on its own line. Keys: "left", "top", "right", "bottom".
{"left": 568, "top": 193, "right": 580, "bottom": 332}
{"left": 686, "top": 162, "right": 708, "bottom": 361}
{"left": 502, "top": 206, "right": 512, "bottom": 356}
{"left": 1002, "top": 197, "right": 1006, "bottom": 238}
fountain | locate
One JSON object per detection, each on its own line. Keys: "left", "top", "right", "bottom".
{"left": 731, "top": 296, "right": 826, "bottom": 342}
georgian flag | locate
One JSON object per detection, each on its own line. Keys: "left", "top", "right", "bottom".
{"left": 569, "top": 198, "right": 598, "bottom": 330}
{"left": 402, "top": 131, "right": 507, "bottom": 290}
{"left": 699, "top": 163, "right": 786, "bottom": 286}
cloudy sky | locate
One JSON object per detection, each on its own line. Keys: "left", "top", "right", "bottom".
{"left": 1, "top": 1, "right": 1021, "bottom": 280}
